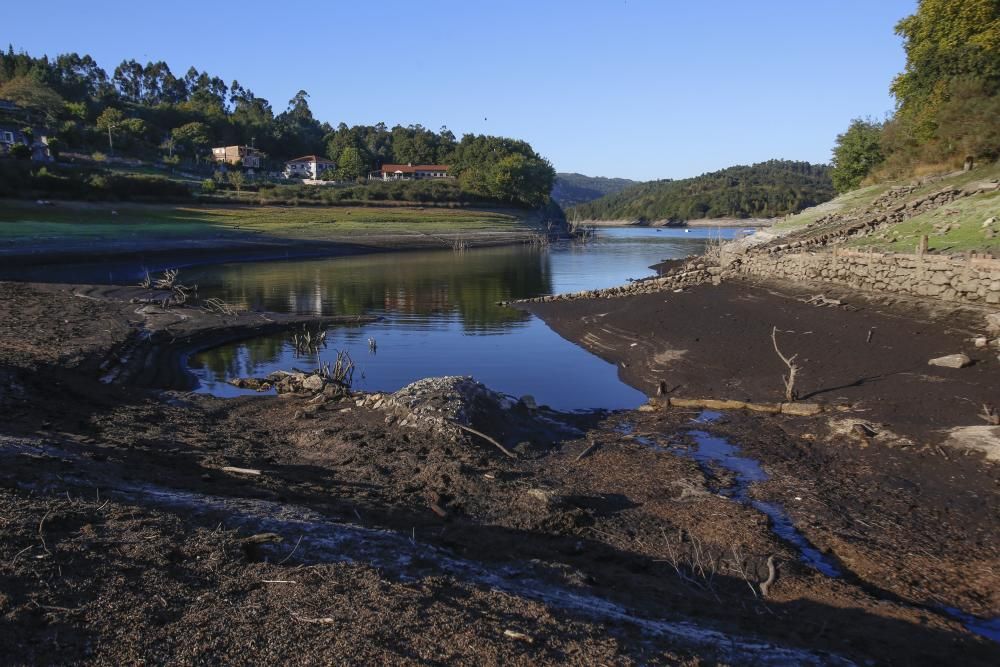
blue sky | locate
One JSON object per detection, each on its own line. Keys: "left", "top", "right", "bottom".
{"left": 4, "top": 0, "right": 915, "bottom": 180}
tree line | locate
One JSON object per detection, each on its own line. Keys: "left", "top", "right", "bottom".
{"left": 0, "top": 47, "right": 554, "bottom": 207}
{"left": 567, "top": 160, "right": 835, "bottom": 221}
{"left": 831, "top": 0, "right": 999, "bottom": 192}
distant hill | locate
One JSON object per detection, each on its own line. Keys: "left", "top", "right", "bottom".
{"left": 551, "top": 173, "right": 639, "bottom": 208}
{"left": 567, "top": 160, "right": 835, "bottom": 222}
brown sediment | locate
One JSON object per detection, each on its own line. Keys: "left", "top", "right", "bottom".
{"left": 0, "top": 279, "right": 998, "bottom": 664}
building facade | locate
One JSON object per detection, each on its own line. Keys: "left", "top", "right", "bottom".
{"left": 211, "top": 145, "right": 265, "bottom": 169}
{"left": 372, "top": 164, "right": 451, "bottom": 181}
{"left": 284, "top": 155, "right": 336, "bottom": 179}
{"left": 0, "top": 126, "right": 51, "bottom": 161}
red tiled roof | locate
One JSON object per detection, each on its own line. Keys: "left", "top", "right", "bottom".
{"left": 287, "top": 155, "right": 335, "bottom": 163}
{"left": 380, "top": 164, "right": 449, "bottom": 173}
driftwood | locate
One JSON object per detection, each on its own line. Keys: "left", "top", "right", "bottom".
{"left": 574, "top": 440, "right": 601, "bottom": 462}
{"left": 222, "top": 466, "right": 262, "bottom": 476}
{"left": 801, "top": 294, "right": 844, "bottom": 307}
{"left": 455, "top": 424, "right": 517, "bottom": 459}
{"left": 759, "top": 555, "right": 777, "bottom": 597}
{"left": 656, "top": 397, "right": 825, "bottom": 416}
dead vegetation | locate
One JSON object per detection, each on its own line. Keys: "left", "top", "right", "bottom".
{"left": 318, "top": 349, "right": 354, "bottom": 389}
{"left": 771, "top": 326, "right": 801, "bottom": 402}
{"left": 292, "top": 327, "right": 328, "bottom": 354}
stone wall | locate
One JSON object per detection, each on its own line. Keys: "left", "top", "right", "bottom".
{"left": 728, "top": 249, "right": 1000, "bottom": 305}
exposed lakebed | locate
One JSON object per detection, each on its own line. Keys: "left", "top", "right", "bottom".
{"left": 186, "top": 227, "right": 739, "bottom": 410}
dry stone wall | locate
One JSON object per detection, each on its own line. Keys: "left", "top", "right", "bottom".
{"left": 728, "top": 249, "right": 1000, "bottom": 305}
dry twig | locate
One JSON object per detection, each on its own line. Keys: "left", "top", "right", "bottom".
{"left": 771, "top": 326, "right": 801, "bottom": 402}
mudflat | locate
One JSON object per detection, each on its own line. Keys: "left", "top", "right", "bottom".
{"left": 0, "top": 279, "right": 998, "bottom": 664}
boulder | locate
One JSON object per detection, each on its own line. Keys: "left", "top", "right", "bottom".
{"left": 301, "top": 374, "right": 326, "bottom": 392}
{"left": 927, "top": 353, "right": 972, "bottom": 369}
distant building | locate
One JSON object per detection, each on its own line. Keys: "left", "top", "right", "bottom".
{"left": 372, "top": 163, "right": 451, "bottom": 181}
{"left": 284, "top": 155, "right": 336, "bottom": 179}
{"left": 0, "top": 126, "right": 51, "bottom": 161}
{"left": 211, "top": 145, "right": 265, "bottom": 169}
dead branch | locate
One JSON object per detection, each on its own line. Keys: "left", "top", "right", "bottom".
{"left": 980, "top": 404, "right": 999, "bottom": 426}
{"left": 455, "top": 423, "right": 517, "bottom": 459}
{"left": 574, "top": 440, "right": 600, "bottom": 462}
{"left": 771, "top": 326, "right": 801, "bottom": 402}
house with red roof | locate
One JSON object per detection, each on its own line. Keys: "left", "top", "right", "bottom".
{"left": 372, "top": 163, "right": 451, "bottom": 181}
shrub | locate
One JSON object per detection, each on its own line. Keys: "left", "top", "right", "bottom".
{"left": 9, "top": 144, "right": 31, "bottom": 160}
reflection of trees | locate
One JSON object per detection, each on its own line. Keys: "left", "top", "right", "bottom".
{"left": 193, "top": 246, "right": 553, "bottom": 332}
{"left": 194, "top": 334, "right": 289, "bottom": 379}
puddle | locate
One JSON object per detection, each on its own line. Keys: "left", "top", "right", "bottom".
{"left": 624, "top": 411, "right": 842, "bottom": 577}
{"left": 941, "top": 607, "right": 1000, "bottom": 644}
{"left": 685, "top": 428, "right": 841, "bottom": 578}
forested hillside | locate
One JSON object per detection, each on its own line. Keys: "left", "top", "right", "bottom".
{"left": 551, "top": 173, "right": 638, "bottom": 208}
{"left": 568, "top": 160, "right": 835, "bottom": 221}
{"left": 0, "top": 47, "right": 554, "bottom": 207}
{"left": 831, "top": 0, "right": 999, "bottom": 190}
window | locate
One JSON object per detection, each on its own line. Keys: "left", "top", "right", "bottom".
{"left": 1, "top": 131, "right": 13, "bottom": 143}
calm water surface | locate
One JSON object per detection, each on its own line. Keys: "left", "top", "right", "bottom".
{"left": 185, "top": 227, "right": 738, "bottom": 410}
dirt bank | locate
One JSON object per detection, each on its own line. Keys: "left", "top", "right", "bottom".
{"left": 1, "top": 280, "right": 998, "bottom": 664}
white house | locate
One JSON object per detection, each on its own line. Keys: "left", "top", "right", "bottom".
{"left": 284, "top": 155, "right": 336, "bottom": 179}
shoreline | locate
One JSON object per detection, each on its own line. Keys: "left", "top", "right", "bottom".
{"left": 577, "top": 217, "right": 776, "bottom": 228}
{"left": 0, "top": 197, "right": 554, "bottom": 274}
{"left": 0, "top": 270, "right": 998, "bottom": 661}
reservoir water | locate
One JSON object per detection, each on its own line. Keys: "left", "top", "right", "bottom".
{"left": 185, "top": 227, "right": 738, "bottom": 410}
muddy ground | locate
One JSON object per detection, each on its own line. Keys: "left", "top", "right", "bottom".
{"left": 1, "top": 280, "right": 998, "bottom": 665}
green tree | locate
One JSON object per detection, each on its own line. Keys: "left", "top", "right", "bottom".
{"left": 0, "top": 76, "right": 65, "bottom": 124}
{"left": 9, "top": 143, "right": 31, "bottom": 160}
{"left": 336, "top": 146, "right": 368, "bottom": 181}
{"left": 160, "top": 135, "right": 177, "bottom": 158}
{"left": 227, "top": 170, "right": 245, "bottom": 195}
{"left": 171, "top": 122, "right": 212, "bottom": 162}
{"left": 95, "top": 107, "right": 124, "bottom": 153}
{"left": 831, "top": 118, "right": 885, "bottom": 192}
{"left": 890, "top": 0, "right": 1000, "bottom": 141}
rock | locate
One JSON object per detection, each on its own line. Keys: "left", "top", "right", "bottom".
{"left": 983, "top": 216, "right": 997, "bottom": 228}
{"left": 942, "top": 425, "right": 1000, "bottom": 461}
{"left": 519, "top": 395, "right": 537, "bottom": 410}
{"left": 301, "top": 374, "right": 326, "bottom": 392}
{"left": 974, "top": 337, "right": 988, "bottom": 348}
{"left": 988, "top": 313, "right": 1000, "bottom": 334}
{"left": 928, "top": 353, "right": 972, "bottom": 369}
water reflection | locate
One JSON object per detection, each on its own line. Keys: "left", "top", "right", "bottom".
{"left": 187, "top": 227, "right": 736, "bottom": 410}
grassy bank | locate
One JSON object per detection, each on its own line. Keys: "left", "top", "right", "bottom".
{"left": 0, "top": 200, "right": 547, "bottom": 257}
{"left": 769, "top": 163, "right": 1000, "bottom": 254}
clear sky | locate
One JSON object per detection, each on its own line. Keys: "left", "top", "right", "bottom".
{"left": 3, "top": 0, "right": 915, "bottom": 181}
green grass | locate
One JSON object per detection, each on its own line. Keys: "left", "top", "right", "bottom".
{"left": 769, "top": 164, "right": 1000, "bottom": 254}
{"left": 771, "top": 183, "right": 890, "bottom": 233}
{"left": 848, "top": 189, "right": 1000, "bottom": 253}
{"left": 0, "top": 201, "right": 539, "bottom": 250}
